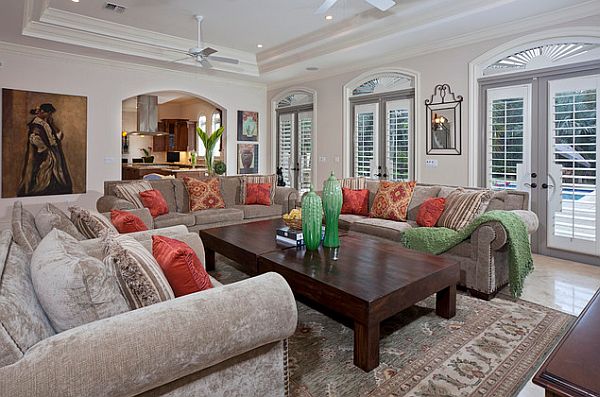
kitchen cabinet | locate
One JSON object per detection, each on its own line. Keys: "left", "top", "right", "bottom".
{"left": 153, "top": 119, "right": 197, "bottom": 152}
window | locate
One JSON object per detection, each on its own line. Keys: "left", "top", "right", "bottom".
{"left": 350, "top": 72, "right": 414, "bottom": 180}
{"left": 276, "top": 91, "right": 314, "bottom": 192}
{"left": 211, "top": 110, "right": 222, "bottom": 157}
{"left": 197, "top": 115, "right": 207, "bottom": 156}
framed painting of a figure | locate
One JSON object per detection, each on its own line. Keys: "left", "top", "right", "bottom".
{"left": 2, "top": 89, "right": 87, "bottom": 198}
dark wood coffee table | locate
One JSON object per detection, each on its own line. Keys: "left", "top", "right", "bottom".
{"left": 199, "top": 219, "right": 295, "bottom": 275}
{"left": 258, "top": 233, "right": 459, "bottom": 372}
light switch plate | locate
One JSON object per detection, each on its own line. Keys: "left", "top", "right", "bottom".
{"left": 104, "top": 157, "right": 117, "bottom": 164}
{"left": 425, "top": 159, "right": 438, "bottom": 168}
{"left": 319, "top": 156, "right": 327, "bottom": 162}
{"left": 334, "top": 156, "right": 340, "bottom": 163}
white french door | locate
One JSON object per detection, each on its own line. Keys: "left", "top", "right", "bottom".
{"left": 486, "top": 85, "right": 532, "bottom": 194}
{"left": 547, "top": 75, "right": 600, "bottom": 256}
{"left": 352, "top": 96, "right": 414, "bottom": 180}
{"left": 277, "top": 108, "right": 313, "bottom": 192}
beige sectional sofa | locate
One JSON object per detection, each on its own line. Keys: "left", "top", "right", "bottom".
{"left": 335, "top": 181, "right": 539, "bottom": 300}
{"left": 97, "top": 176, "right": 298, "bottom": 232}
{"left": 0, "top": 225, "right": 297, "bottom": 396}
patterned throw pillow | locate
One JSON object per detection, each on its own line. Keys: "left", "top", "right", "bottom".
{"left": 110, "top": 210, "right": 149, "bottom": 234}
{"left": 103, "top": 234, "right": 174, "bottom": 309}
{"left": 35, "top": 203, "right": 86, "bottom": 240}
{"left": 69, "top": 206, "right": 118, "bottom": 239}
{"left": 240, "top": 175, "right": 276, "bottom": 205}
{"left": 416, "top": 197, "right": 446, "bottom": 227}
{"left": 369, "top": 181, "right": 416, "bottom": 222}
{"left": 152, "top": 235, "right": 213, "bottom": 297}
{"left": 11, "top": 201, "right": 42, "bottom": 254}
{"left": 341, "top": 188, "right": 369, "bottom": 216}
{"left": 183, "top": 177, "right": 226, "bottom": 211}
{"left": 139, "top": 189, "right": 169, "bottom": 218}
{"left": 245, "top": 183, "right": 272, "bottom": 205}
{"left": 437, "top": 188, "right": 493, "bottom": 230}
{"left": 114, "top": 181, "right": 153, "bottom": 209}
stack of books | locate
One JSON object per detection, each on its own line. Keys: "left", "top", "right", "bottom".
{"left": 276, "top": 226, "right": 325, "bottom": 247}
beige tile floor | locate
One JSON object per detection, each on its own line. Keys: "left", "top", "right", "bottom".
{"left": 514, "top": 254, "right": 600, "bottom": 397}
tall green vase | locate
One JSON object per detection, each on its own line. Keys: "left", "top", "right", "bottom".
{"left": 301, "top": 186, "right": 323, "bottom": 251}
{"left": 322, "top": 171, "right": 343, "bottom": 248}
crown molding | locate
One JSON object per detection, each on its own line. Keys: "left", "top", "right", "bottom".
{"left": 22, "top": 1, "right": 259, "bottom": 76}
{"left": 0, "top": 40, "right": 267, "bottom": 89}
{"left": 265, "top": 2, "right": 600, "bottom": 89}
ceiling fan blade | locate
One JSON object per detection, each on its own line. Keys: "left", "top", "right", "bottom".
{"left": 364, "top": 0, "right": 396, "bottom": 11}
{"left": 172, "top": 56, "right": 192, "bottom": 63}
{"left": 207, "top": 55, "right": 240, "bottom": 65}
{"left": 199, "top": 47, "right": 218, "bottom": 57}
{"left": 199, "top": 58, "right": 213, "bottom": 68}
{"left": 316, "top": 0, "right": 338, "bottom": 14}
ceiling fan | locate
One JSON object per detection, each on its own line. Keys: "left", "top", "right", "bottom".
{"left": 316, "top": 0, "right": 396, "bottom": 14}
{"left": 175, "top": 15, "right": 240, "bottom": 68}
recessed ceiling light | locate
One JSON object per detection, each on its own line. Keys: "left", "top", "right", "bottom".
{"left": 257, "top": 44, "right": 263, "bottom": 48}
{"left": 72, "top": 0, "right": 80, "bottom": 2}
{"left": 325, "top": 15, "right": 333, "bottom": 20}
{"left": 306, "top": 67, "right": 319, "bottom": 71}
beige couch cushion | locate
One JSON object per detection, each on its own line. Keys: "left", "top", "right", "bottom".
{"left": 407, "top": 185, "right": 442, "bottom": 221}
{"left": 148, "top": 179, "right": 178, "bottom": 213}
{"left": 11, "top": 202, "right": 42, "bottom": 254}
{"left": 0, "top": 231, "right": 55, "bottom": 366}
{"left": 339, "top": 214, "right": 367, "bottom": 230}
{"left": 35, "top": 203, "right": 86, "bottom": 241}
{"left": 350, "top": 218, "right": 413, "bottom": 241}
{"left": 154, "top": 212, "right": 195, "bottom": 229}
{"left": 235, "top": 204, "right": 283, "bottom": 219}
{"left": 193, "top": 208, "right": 244, "bottom": 225}
{"left": 30, "top": 230, "right": 129, "bottom": 333}
{"left": 221, "top": 176, "right": 242, "bottom": 207}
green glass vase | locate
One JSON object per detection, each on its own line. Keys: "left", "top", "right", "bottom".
{"left": 301, "top": 186, "right": 323, "bottom": 251}
{"left": 322, "top": 171, "right": 343, "bottom": 248}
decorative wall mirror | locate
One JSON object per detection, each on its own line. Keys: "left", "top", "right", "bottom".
{"left": 425, "top": 84, "right": 462, "bottom": 155}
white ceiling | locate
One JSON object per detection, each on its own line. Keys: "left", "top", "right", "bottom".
{"left": 1, "top": 0, "right": 599, "bottom": 85}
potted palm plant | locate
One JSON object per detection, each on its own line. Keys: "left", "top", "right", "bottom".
{"left": 196, "top": 125, "right": 224, "bottom": 176}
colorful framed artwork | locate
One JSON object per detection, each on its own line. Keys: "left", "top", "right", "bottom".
{"left": 2, "top": 88, "right": 88, "bottom": 198}
{"left": 237, "top": 110, "right": 258, "bottom": 141}
{"left": 237, "top": 143, "right": 258, "bottom": 174}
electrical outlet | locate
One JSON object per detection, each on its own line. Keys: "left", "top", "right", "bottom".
{"left": 425, "top": 159, "right": 438, "bottom": 168}
{"left": 334, "top": 156, "right": 340, "bottom": 163}
{"left": 319, "top": 156, "right": 327, "bottom": 162}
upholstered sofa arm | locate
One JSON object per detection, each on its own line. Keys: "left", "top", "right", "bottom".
{"left": 471, "top": 221, "right": 508, "bottom": 251}
{"left": 0, "top": 272, "right": 297, "bottom": 397}
{"left": 96, "top": 195, "right": 135, "bottom": 212}
{"left": 274, "top": 187, "right": 299, "bottom": 214}
{"left": 510, "top": 210, "right": 539, "bottom": 234}
{"left": 100, "top": 207, "right": 154, "bottom": 230}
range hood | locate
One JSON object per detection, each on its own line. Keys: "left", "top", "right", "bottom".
{"left": 130, "top": 95, "right": 167, "bottom": 136}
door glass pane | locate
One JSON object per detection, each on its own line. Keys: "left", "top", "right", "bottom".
{"left": 548, "top": 76, "right": 598, "bottom": 255}
{"left": 298, "top": 111, "right": 313, "bottom": 193}
{"left": 354, "top": 103, "right": 379, "bottom": 177}
{"left": 278, "top": 113, "right": 294, "bottom": 187}
{"left": 486, "top": 85, "right": 530, "bottom": 190}
{"left": 386, "top": 99, "right": 411, "bottom": 180}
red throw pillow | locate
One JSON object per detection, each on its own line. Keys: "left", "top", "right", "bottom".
{"left": 152, "top": 235, "right": 213, "bottom": 297}
{"left": 245, "top": 183, "right": 272, "bottom": 205}
{"left": 416, "top": 197, "right": 446, "bottom": 227}
{"left": 110, "top": 210, "right": 148, "bottom": 233}
{"left": 341, "top": 188, "right": 369, "bottom": 216}
{"left": 139, "top": 189, "right": 169, "bottom": 218}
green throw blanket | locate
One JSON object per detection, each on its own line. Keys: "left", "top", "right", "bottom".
{"left": 400, "top": 210, "right": 533, "bottom": 298}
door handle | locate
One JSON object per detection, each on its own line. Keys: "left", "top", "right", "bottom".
{"left": 524, "top": 182, "right": 537, "bottom": 188}
{"left": 541, "top": 183, "right": 554, "bottom": 189}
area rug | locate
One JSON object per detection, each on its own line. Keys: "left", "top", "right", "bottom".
{"left": 210, "top": 255, "right": 574, "bottom": 397}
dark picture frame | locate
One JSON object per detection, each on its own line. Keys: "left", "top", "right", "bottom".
{"left": 425, "top": 84, "right": 462, "bottom": 155}
{"left": 237, "top": 143, "right": 258, "bottom": 174}
{"left": 2, "top": 88, "right": 88, "bottom": 198}
{"left": 237, "top": 110, "right": 258, "bottom": 141}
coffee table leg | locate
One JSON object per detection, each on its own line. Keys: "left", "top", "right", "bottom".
{"left": 354, "top": 321, "right": 379, "bottom": 372}
{"left": 436, "top": 284, "right": 456, "bottom": 319}
{"left": 205, "top": 247, "right": 216, "bottom": 272}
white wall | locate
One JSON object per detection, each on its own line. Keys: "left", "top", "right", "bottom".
{"left": 0, "top": 41, "right": 267, "bottom": 227}
{"left": 267, "top": 16, "right": 600, "bottom": 188}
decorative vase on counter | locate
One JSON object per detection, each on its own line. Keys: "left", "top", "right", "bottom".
{"left": 322, "top": 171, "right": 342, "bottom": 248}
{"left": 302, "top": 186, "right": 323, "bottom": 251}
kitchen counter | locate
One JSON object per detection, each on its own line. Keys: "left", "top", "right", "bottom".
{"left": 122, "top": 163, "right": 207, "bottom": 180}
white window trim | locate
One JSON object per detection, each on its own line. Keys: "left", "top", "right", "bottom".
{"left": 468, "top": 26, "right": 600, "bottom": 186}
{"left": 343, "top": 68, "right": 421, "bottom": 179}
